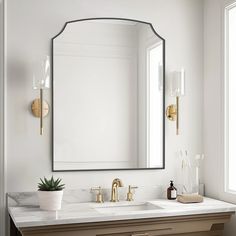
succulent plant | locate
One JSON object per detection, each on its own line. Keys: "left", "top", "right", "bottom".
{"left": 38, "top": 176, "right": 65, "bottom": 191}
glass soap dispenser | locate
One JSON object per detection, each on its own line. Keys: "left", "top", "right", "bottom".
{"left": 167, "top": 180, "right": 177, "bottom": 200}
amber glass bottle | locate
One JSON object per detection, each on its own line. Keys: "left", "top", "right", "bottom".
{"left": 167, "top": 180, "right": 177, "bottom": 200}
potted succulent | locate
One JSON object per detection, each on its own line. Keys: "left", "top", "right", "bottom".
{"left": 37, "top": 176, "right": 65, "bottom": 211}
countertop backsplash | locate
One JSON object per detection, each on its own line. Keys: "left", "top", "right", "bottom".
{"left": 7, "top": 185, "right": 184, "bottom": 207}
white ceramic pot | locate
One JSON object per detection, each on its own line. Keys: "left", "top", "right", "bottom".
{"left": 38, "top": 190, "right": 63, "bottom": 211}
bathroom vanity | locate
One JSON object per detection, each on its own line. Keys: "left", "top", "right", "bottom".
{"left": 9, "top": 196, "right": 236, "bottom": 236}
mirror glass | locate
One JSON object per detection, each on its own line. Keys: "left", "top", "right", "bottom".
{"left": 52, "top": 18, "right": 165, "bottom": 171}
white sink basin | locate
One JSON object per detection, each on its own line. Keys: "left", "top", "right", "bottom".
{"left": 94, "top": 202, "right": 162, "bottom": 214}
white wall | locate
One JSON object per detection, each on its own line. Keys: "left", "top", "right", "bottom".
{"left": 6, "top": 0, "right": 203, "bottom": 195}
{"left": 203, "top": 0, "right": 236, "bottom": 235}
{"left": 203, "top": 0, "right": 222, "bottom": 198}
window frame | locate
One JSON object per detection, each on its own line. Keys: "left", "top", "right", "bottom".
{"left": 220, "top": 0, "right": 236, "bottom": 203}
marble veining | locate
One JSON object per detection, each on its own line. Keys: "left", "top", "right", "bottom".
{"left": 8, "top": 196, "right": 236, "bottom": 228}
{"left": 8, "top": 186, "right": 166, "bottom": 207}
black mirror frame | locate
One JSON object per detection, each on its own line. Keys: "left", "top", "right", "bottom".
{"left": 51, "top": 17, "right": 165, "bottom": 172}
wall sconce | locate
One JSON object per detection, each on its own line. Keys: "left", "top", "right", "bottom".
{"left": 31, "top": 56, "right": 50, "bottom": 135}
{"left": 166, "top": 69, "right": 185, "bottom": 135}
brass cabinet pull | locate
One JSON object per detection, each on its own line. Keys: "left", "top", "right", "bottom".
{"left": 131, "top": 233, "right": 149, "bottom": 236}
{"left": 131, "top": 227, "right": 172, "bottom": 235}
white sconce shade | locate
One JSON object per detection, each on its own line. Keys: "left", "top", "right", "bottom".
{"left": 33, "top": 56, "right": 50, "bottom": 90}
{"left": 170, "top": 68, "right": 185, "bottom": 97}
{"left": 31, "top": 55, "right": 50, "bottom": 135}
{"left": 166, "top": 68, "right": 185, "bottom": 135}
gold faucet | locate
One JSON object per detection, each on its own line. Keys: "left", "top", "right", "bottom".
{"left": 111, "top": 178, "right": 123, "bottom": 202}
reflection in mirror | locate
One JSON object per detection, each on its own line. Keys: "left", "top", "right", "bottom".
{"left": 52, "top": 18, "right": 165, "bottom": 171}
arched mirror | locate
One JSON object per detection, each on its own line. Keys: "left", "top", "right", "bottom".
{"left": 52, "top": 18, "right": 165, "bottom": 171}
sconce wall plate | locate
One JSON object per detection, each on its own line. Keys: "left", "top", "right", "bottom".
{"left": 31, "top": 99, "right": 49, "bottom": 118}
{"left": 166, "top": 95, "right": 180, "bottom": 135}
{"left": 166, "top": 104, "right": 177, "bottom": 121}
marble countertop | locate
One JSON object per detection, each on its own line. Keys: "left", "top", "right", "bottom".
{"left": 8, "top": 197, "right": 236, "bottom": 228}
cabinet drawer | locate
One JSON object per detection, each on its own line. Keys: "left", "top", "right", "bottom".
{"left": 17, "top": 213, "right": 233, "bottom": 236}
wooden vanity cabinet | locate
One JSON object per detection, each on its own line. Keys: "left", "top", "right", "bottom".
{"left": 11, "top": 212, "right": 234, "bottom": 236}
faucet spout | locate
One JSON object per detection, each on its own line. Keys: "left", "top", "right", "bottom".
{"left": 111, "top": 178, "right": 123, "bottom": 202}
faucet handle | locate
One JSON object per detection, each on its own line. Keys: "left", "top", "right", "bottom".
{"left": 91, "top": 186, "right": 104, "bottom": 203}
{"left": 126, "top": 185, "right": 138, "bottom": 201}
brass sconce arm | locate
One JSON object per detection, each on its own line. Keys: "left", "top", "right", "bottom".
{"left": 31, "top": 89, "right": 49, "bottom": 135}
{"left": 166, "top": 96, "right": 179, "bottom": 135}
{"left": 40, "top": 88, "right": 43, "bottom": 135}
{"left": 176, "top": 96, "right": 179, "bottom": 135}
